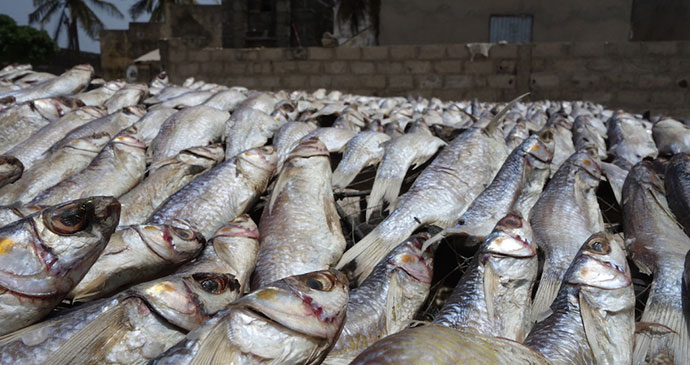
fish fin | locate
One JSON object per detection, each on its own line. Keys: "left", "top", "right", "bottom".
{"left": 189, "top": 320, "right": 241, "bottom": 365}
{"left": 579, "top": 290, "right": 632, "bottom": 365}
{"left": 267, "top": 167, "right": 295, "bottom": 215}
{"left": 384, "top": 272, "right": 405, "bottom": 335}
{"left": 366, "top": 176, "right": 403, "bottom": 222}
{"left": 633, "top": 296, "right": 689, "bottom": 365}
{"left": 484, "top": 92, "right": 530, "bottom": 135}
{"left": 69, "top": 272, "right": 108, "bottom": 302}
{"left": 483, "top": 263, "right": 499, "bottom": 324}
{"left": 49, "top": 300, "right": 130, "bottom": 365}
{"left": 331, "top": 169, "right": 357, "bottom": 190}
{"left": 531, "top": 265, "right": 561, "bottom": 322}
{"left": 336, "top": 214, "right": 414, "bottom": 284}
{"left": 323, "top": 194, "right": 342, "bottom": 234}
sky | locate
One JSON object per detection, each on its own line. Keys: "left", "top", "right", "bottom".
{"left": 0, "top": 0, "right": 218, "bottom": 53}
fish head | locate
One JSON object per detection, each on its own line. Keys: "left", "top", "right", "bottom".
{"left": 573, "top": 148, "right": 603, "bottom": 183}
{"left": 388, "top": 233, "right": 434, "bottom": 284}
{"left": 63, "top": 132, "right": 111, "bottom": 153}
{"left": 633, "top": 160, "right": 666, "bottom": 194}
{"left": 134, "top": 222, "right": 205, "bottom": 263}
{"left": 0, "top": 197, "right": 120, "bottom": 296}
{"left": 209, "top": 215, "right": 260, "bottom": 285}
{"left": 75, "top": 105, "right": 107, "bottom": 120}
{"left": 111, "top": 133, "right": 146, "bottom": 152}
{"left": 237, "top": 145, "right": 278, "bottom": 174}
{"left": 32, "top": 96, "right": 85, "bottom": 120}
{"left": 73, "top": 64, "right": 95, "bottom": 74}
{"left": 237, "top": 269, "right": 349, "bottom": 342}
{"left": 272, "top": 100, "right": 298, "bottom": 121}
{"left": 524, "top": 129, "right": 555, "bottom": 168}
{"left": 178, "top": 144, "right": 225, "bottom": 168}
{"left": 566, "top": 232, "right": 631, "bottom": 290}
{"left": 483, "top": 213, "right": 536, "bottom": 258}
{"left": 289, "top": 137, "right": 330, "bottom": 159}
{"left": 123, "top": 105, "right": 147, "bottom": 118}
{"left": 0, "top": 155, "right": 24, "bottom": 185}
{"left": 137, "top": 272, "right": 240, "bottom": 331}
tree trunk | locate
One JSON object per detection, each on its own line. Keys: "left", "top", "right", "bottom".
{"left": 68, "top": 14, "right": 80, "bottom": 52}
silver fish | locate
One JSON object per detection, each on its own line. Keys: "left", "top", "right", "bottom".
{"left": 253, "top": 138, "right": 346, "bottom": 288}
{"left": 48, "top": 105, "right": 145, "bottom": 153}
{"left": 324, "top": 234, "right": 432, "bottom": 364}
{"left": 0, "top": 196, "right": 120, "bottom": 335}
{"left": 69, "top": 221, "right": 205, "bottom": 302}
{"left": 154, "top": 269, "right": 349, "bottom": 365}
{"left": 0, "top": 64, "right": 93, "bottom": 103}
{"left": 428, "top": 130, "right": 553, "bottom": 244}
{"left": 665, "top": 153, "right": 690, "bottom": 233}
{"left": 150, "top": 105, "right": 229, "bottom": 164}
{"left": 622, "top": 161, "right": 690, "bottom": 365}
{"left": 5, "top": 106, "right": 105, "bottom": 169}
{"left": 128, "top": 106, "right": 177, "bottom": 146}
{"left": 177, "top": 214, "right": 259, "bottom": 294}
{"left": 573, "top": 114, "right": 607, "bottom": 159}
{"left": 74, "top": 80, "right": 125, "bottom": 106}
{"left": 224, "top": 106, "right": 284, "bottom": 160}
{"left": 103, "top": 83, "right": 147, "bottom": 113}
{"left": 351, "top": 324, "right": 549, "bottom": 364}
{"left": 145, "top": 85, "right": 192, "bottom": 104}
{"left": 236, "top": 92, "right": 279, "bottom": 114}
{"left": 29, "top": 134, "right": 147, "bottom": 206}
{"left": 366, "top": 133, "right": 446, "bottom": 221}
{"left": 0, "top": 269, "right": 241, "bottom": 364}
{"left": 546, "top": 114, "right": 576, "bottom": 175}
{"left": 653, "top": 118, "right": 690, "bottom": 155}
{"left": 160, "top": 90, "right": 215, "bottom": 109}
{"left": 607, "top": 112, "right": 658, "bottom": 166}
{"left": 600, "top": 160, "right": 629, "bottom": 205}
{"left": 332, "top": 131, "right": 390, "bottom": 190}
{"left": 433, "top": 213, "right": 537, "bottom": 342}
{"left": 0, "top": 155, "right": 23, "bottom": 189}
{"left": 530, "top": 149, "right": 604, "bottom": 320}
{"left": 337, "top": 101, "right": 516, "bottom": 284}
{"left": 118, "top": 145, "right": 224, "bottom": 226}
{"left": 301, "top": 127, "right": 357, "bottom": 153}
{"left": 505, "top": 119, "right": 530, "bottom": 150}
{"left": 202, "top": 89, "right": 247, "bottom": 111}
{"left": 273, "top": 121, "right": 318, "bottom": 172}
{"left": 148, "top": 146, "right": 277, "bottom": 238}
{"left": 0, "top": 132, "right": 110, "bottom": 204}
{"left": 524, "top": 233, "right": 635, "bottom": 365}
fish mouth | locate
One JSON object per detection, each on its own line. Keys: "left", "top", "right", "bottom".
{"left": 214, "top": 223, "right": 259, "bottom": 240}
{"left": 74, "top": 64, "right": 95, "bottom": 73}
{"left": 484, "top": 231, "right": 536, "bottom": 258}
{"left": 113, "top": 134, "right": 146, "bottom": 150}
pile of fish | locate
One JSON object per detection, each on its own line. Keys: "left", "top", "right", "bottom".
{"left": 0, "top": 62, "right": 688, "bottom": 364}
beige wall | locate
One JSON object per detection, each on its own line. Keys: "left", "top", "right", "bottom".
{"left": 379, "top": 0, "right": 633, "bottom": 45}
{"left": 160, "top": 40, "right": 690, "bottom": 118}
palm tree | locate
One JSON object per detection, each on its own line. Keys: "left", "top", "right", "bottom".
{"left": 29, "top": 0, "right": 123, "bottom": 52}
{"left": 129, "top": 0, "right": 198, "bottom": 23}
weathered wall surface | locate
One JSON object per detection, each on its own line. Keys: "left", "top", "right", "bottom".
{"left": 160, "top": 40, "right": 690, "bottom": 118}
{"left": 379, "top": 0, "right": 632, "bottom": 45}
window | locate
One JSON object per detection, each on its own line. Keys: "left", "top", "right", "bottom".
{"left": 489, "top": 15, "right": 533, "bottom": 43}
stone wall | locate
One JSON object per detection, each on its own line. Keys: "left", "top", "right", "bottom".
{"left": 160, "top": 40, "right": 690, "bottom": 118}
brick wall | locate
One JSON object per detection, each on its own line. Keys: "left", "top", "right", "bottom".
{"left": 160, "top": 40, "right": 690, "bottom": 118}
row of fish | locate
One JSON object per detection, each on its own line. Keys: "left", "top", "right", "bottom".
{"left": 0, "top": 62, "right": 687, "bottom": 364}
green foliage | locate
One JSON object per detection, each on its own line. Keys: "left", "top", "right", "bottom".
{"left": 0, "top": 15, "right": 59, "bottom": 66}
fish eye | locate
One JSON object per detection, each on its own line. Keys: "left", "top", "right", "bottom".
{"left": 539, "top": 130, "right": 553, "bottom": 142}
{"left": 499, "top": 215, "right": 521, "bottom": 228}
{"left": 587, "top": 239, "right": 610, "bottom": 254}
{"left": 193, "top": 273, "right": 239, "bottom": 294}
{"left": 303, "top": 272, "right": 335, "bottom": 291}
{"left": 260, "top": 147, "right": 272, "bottom": 153}
{"left": 171, "top": 226, "right": 196, "bottom": 241}
{"left": 45, "top": 201, "right": 92, "bottom": 235}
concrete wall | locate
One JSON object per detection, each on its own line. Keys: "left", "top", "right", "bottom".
{"left": 160, "top": 40, "right": 690, "bottom": 118}
{"left": 379, "top": 0, "right": 632, "bottom": 45}
{"left": 100, "top": 4, "right": 221, "bottom": 80}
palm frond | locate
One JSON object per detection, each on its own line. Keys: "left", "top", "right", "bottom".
{"left": 128, "top": 0, "right": 153, "bottom": 20}
{"left": 86, "top": 0, "right": 124, "bottom": 19}
{"left": 28, "top": 0, "right": 61, "bottom": 25}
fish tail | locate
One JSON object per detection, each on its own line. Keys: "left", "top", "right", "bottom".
{"left": 366, "top": 175, "right": 403, "bottom": 222}
{"left": 332, "top": 168, "right": 357, "bottom": 190}
{"left": 531, "top": 265, "right": 562, "bottom": 322}
{"left": 633, "top": 286, "right": 689, "bottom": 365}
{"left": 336, "top": 211, "right": 415, "bottom": 284}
